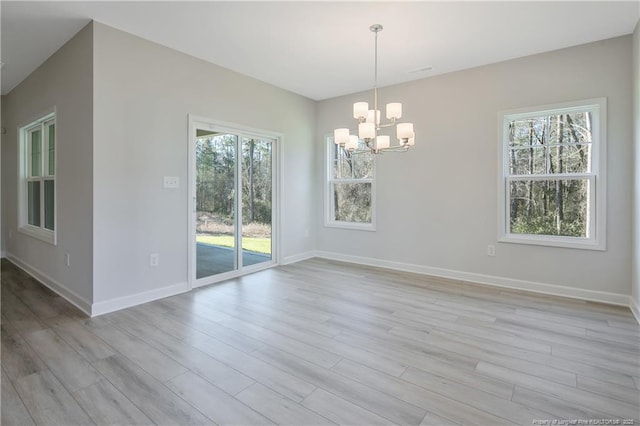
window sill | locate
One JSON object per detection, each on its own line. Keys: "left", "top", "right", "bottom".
{"left": 325, "top": 221, "right": 376, "bottom": 232}
{"left": 18, "top": 225, "right": 56, "bottom": 245}
{"left": 499, "top": 233, "right": 605, "bottom": 251}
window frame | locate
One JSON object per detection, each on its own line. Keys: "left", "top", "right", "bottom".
{"left": 324, "top": 135, "right": 376, "bottom": 231}
{"left": 497, "top": 98, "right": 606, "bottom": 251}
{"left": 18, "top": 108, "right": 57, "bottom": 245}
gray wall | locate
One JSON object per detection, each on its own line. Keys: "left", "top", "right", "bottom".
{"left": 1, "top": 20, "right": 636, "bottom": 311}
{"left": 1, "top": 23, "right": 94, "bottom": 303}
{"left": 633, "top": 21, "right": 640, "bottom": 314}
{"left": 92, "top": 22, "right": 316, "bottom": 303}
{"left": 317, "top": 36, "right": 633, "bottom": 297}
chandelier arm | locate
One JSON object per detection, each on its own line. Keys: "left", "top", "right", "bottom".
{"left": 377, "top": 146, "right": 409, "bottom": 153}
{"left": 347, "top": 144, "right": 409, "bottom": 155}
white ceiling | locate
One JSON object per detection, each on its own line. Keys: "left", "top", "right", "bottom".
{"left": 1, "top": 1, "right": 639, "bottom": 100}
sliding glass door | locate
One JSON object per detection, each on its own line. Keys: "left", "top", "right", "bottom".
{"left": 195, "top": 131, "right": 238, "bottom": 277}
{"left": 190, "top": 120, "right": 276, "bottom": 285}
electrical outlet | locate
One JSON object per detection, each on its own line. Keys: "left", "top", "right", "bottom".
{"left": 150, "top": 253, "right": 159, "bottom": 266}
{"left": 163, "top": 176, "right": 179, "bottom": 189}
{"left": 65, "top": 253, "right": 70, "bottom": 267}
{"left": 487, "top": 245, "right": 496, "bottom": 257}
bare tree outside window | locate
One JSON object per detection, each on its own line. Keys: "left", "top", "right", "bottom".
{"left": 508, "top": 112, "right": 592, "bottom": 237}
{"left": 499, "top": 99, "right": 605, "bottom": 250}
{"left": 327, "top": 138, "right": 374, "bottom": 228}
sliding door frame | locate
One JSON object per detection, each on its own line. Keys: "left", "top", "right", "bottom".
{"left": 187, "top": 114, "right": 282, "bottom": 290}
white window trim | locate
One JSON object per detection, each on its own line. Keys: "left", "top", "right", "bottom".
{"left": 324, "top": 135, "right": 376, "bottom": 231}
{"left": 17, "top": 107, "right": 57, "bottom": 245}
{"left": 497, "top": 98, "right": 606, "bottom": 251}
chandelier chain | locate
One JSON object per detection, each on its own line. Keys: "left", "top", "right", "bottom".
{"left": 374, "top": 26, "right": 378, "bottom": 133}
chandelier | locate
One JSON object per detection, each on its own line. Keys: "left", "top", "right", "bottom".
{"left": 334, "top": 24, "right": 415, "bottom": 154}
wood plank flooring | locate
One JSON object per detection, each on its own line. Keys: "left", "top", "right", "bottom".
{"left": 2, "top": 257, "right": 639, "bottom": 425}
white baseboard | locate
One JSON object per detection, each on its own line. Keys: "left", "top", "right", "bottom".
{"left": 1, "top": 251, "right": 6, "bottom": 259}
{"left": 6, "top": 253, "right": 93, "bottom": 316}
{"left": 314, "top": 250, "right": 632, "bottom": 308}
{"left": 282, "top": 251, "right": 317, "bottom": 265}
{"left": 631, "top": 297, "right": 640, "bottom": 324}
{"left": 8, "top": 248, "right": 637, "bottom": 323}
{"left": 91, "top": 281, "right": 189, "bottom": 317}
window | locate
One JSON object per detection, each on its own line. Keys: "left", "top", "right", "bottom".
{"left": 325, "top": 136, "right": 375, "bottom": 230}
{"left": 498, "top": 98, "right": 606, "bottom": 250}
{"left": 19, "top": 110, "right": 56, "bottom": 244}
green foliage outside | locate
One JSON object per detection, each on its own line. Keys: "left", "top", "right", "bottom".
{"left": 196, "top": 135, "right": 272, "bottom": 224}
{"left": 195, "top": 134, "right": 272, "bottom": 253}
{"left": 334, "top": 182, "right": 372, "bottom": 222}
{"left": 196, "top": 234, "right": 271, "bottom": 255}
{"left": 511, "top": 211, "right": 587, "bottom": 238}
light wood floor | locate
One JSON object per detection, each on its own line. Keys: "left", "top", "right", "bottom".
{"left": 2, "top": 258, "right": 639, "bottom": 425}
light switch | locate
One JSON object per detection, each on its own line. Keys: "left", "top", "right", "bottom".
{"left": 164, "top": 176, "right": 179, "bottom": 189}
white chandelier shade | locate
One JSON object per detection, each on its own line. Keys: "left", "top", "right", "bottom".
{"left": 334, "top": 24, "right": 415, "bottom": 154}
